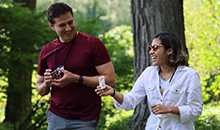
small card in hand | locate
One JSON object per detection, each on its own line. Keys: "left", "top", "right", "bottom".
{"left": 51, "top": 65, "right": 64, "bottom": 79}
{"left": 98, "top": 76, "right": 106, "bottom": 89}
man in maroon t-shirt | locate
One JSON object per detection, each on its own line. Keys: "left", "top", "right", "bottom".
{"left": 36, "top": 2, "right": 115, "bottom": 130}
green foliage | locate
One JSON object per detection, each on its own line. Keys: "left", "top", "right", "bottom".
{"left": 37, "top": 0, "right": 131, "bottom": 28}
{"left": 0, "top": 2, "right": 54, "bottom": 71}
{"left": 195, "top": 102, "right": 220, "bottom": 130}
{"left": 105, "top": 110, "right": 132, "bottom": 130}
{"left": 75, "top": 5, "right": 111, "bottom": 36}
{"left": 0, "top": 123, "right": 13, "bottom": 130}
{"left": 184, "top": 0, "right": 220, "bottom": 103}
{"left": 97, "top": 96, "right": 133, "bottom": 130}
{"left": 26, "top": 97, "right": 48, "bottom": 130}
{"left": 0, "top": 74, "right": 7, "bottom": 100}
{"left": 100, "top": 25, "right": 134, "bottom": 91}
{"left": 96, "top": 25, "right": 134, "bottom": 129}
{"left": 100, "top": 25, "right": 133, "bottom": 77}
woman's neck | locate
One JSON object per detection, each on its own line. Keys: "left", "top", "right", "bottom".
{"left": 159, "top": 65, "right": 176, "bottom": 81}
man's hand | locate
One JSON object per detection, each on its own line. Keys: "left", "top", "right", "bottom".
{"left": 36, "top": 69, "right": 53, "bottom": 96}
{"left": 51, "top": 69, "right": 78, "bottom": 87}
{"left": 44, "top": 69, "right": 53, "bottom": 87}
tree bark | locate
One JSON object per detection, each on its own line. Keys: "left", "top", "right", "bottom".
{"left": 3, "top": 1, "right": 36, "bottom": 129}
{"left": 129, "top": 0, "right": 187, "bottom": 129}
{"left": 4, "top": 59, "right": 32, "bottom": 130}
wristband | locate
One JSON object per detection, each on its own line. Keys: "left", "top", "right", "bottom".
{"left": 111, "top": 88, "right": 115, "bottom": 97}
{"left": 78, "top": 75, "right": 83, "bottom": 84}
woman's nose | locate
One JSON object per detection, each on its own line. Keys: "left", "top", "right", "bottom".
{"left": 149, "top": 49, "right": 154, "bottom": 55}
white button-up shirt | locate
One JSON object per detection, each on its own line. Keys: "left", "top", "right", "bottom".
{"left": 115, "top": 66, "right": 202, "bottom": 130}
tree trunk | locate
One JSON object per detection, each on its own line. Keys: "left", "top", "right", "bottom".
{"left": 129, "top": 0, "right": 187, "bottom": 129}
{"left": 4, "top": 59, "right": 32, "bottom": 130}
{"left": 4, "top": 1, "right": 36, "bottom": 129}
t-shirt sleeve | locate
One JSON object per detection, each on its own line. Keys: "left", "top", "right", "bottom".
{"left": 92, "top": 38, "right": 111, "bottom": 66}
{"left": 37, "top": 47, "right": 47, "bottom": 76}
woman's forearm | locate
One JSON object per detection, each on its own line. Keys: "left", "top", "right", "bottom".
{"left": 112, "top": 89, "right": 124, "bottom": 104}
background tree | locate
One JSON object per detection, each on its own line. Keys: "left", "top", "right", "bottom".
{"left": 0, "top": 1, "right": 52, "bottom": 129}
{"left": 129, "top": 0, "right": 187, "bottom": 129}
{"left": 3, "top": 1, "right": 36, "bottom": 129}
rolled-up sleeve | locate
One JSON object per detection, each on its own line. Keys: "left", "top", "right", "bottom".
{"left": 178, "top": 72, "right": 202, "bottom": 123}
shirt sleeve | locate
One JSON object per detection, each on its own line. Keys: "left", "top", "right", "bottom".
{"left": 178, "top": 72, "right": 203, "bottom": 123}
{"left": 92, "top": 38, "right": 111, "bottom": 66}
{"left": 37, "top": 47, "right": 47, "bottom": 76}
{"left": 114, "top": 71, "right": 147, "bottom": 110}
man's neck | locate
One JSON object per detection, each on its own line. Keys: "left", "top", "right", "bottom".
{"left": 59, "top": 37, "right": 72, "bottom": 43}
{"left": 59, "top": 32, "right": 78, "bottom": 43}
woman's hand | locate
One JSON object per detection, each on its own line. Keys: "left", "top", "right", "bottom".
{"left": 152, "top": 104, "right": 179, "bottom": 115}
{"left": 95, "top": 85, "right": 124, "bottom": 104}
{"left": 95, "top": 85, "right": 114, "bottom": 96}
{"left": 152, "top": 104, "right": 171, "bottom": 114}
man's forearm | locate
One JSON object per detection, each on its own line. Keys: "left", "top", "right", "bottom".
{"left": 81, "top": 75, "right": 115, "bottom": 88}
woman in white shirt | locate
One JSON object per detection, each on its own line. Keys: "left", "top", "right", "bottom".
{"left": 95, "top": 32, "right": 202, "bottom": 130}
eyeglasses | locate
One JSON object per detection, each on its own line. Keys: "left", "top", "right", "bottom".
{"left": 148, "top": 45, "right": 163, "bottom": 52}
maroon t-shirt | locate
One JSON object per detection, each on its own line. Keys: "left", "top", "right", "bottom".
{"left": 37, "top": 32, "right": 111, "bottom": 121}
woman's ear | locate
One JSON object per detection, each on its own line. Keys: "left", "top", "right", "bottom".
{"left": 167, "top": 48, "right": 173, "bottom": 55}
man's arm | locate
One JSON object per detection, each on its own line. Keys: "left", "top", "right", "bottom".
{"left": 50, "top": 62, "right": 115, "bottom": 88}
{"left": 36, "top": 75, "right": 50, "bottom": 96}
{"left": 82, "top": 61, "right": 115, "bottom": 88}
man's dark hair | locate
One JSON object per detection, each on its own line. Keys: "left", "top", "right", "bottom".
{"left": 47, "top": 2, "right": 73, "bottom": 24}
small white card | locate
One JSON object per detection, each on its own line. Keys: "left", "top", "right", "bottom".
{"left": 98, "top": 76, "right": 106, "bottom": 89}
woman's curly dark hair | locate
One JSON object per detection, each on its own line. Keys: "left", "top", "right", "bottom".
{"left": 153, "top": 32, "right": 189, "bottom": 67}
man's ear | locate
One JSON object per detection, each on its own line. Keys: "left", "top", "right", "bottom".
{"left": 48, "top": 22, "right": 55, "bottom": 31}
